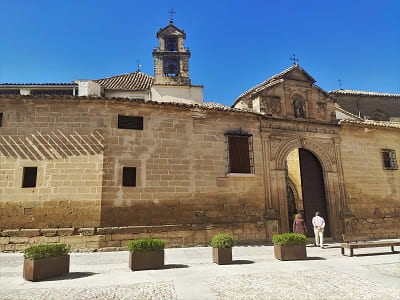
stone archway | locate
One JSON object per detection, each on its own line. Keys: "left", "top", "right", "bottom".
{"left": 267, "top": 135, "right": 344, "bottom": 240}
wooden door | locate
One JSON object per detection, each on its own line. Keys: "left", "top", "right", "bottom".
{"left": 299, "top": 149, "right": 330, "bottom": 237}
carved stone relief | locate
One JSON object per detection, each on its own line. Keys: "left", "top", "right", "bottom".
{"left": 317, "top": 100, "right": 327, "bottom": 120}
{"left": 261, "top": 96, "right": 281, "bottom": 115}
{"left": 270, "top": 136, "right": 336, "bottom": 172}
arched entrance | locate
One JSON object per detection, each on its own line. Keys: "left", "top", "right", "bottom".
{"left": 286, "top": 148, "right": 330, "bottom": 237}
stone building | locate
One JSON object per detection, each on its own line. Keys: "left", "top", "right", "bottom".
{"left": 0, "top": 20, "right": 399, "bottom": 251}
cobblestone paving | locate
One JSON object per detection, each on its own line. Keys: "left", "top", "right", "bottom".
{"left": 364, "top": 262, "right": 400, "bottom": 279}
{"left": 207, "top": 270, "right": 400, "bottom": 300}
{"left": 0, "top": 281, "right": 177, "bottom": 300}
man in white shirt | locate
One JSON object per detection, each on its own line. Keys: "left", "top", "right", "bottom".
{"left": 312, "top": 212, "right": 325, "bottom": 248}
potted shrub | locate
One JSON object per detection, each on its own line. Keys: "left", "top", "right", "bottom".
{"left": 211, "top": 234, "right": 234, "bottom": 265}
{"left": 272, "top": 233, "right": 307, "bottom": 261}
{"left": 23, "top": 244, "right": 71, "bottom": 281}
{"left": 128, "top": 238, "right": 165, "bottom": 271}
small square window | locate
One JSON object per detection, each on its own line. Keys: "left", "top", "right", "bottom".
{"left": 122, "top": 167, "right": 136, "bottom": 187}
{"left": 118, "top": 115, "right": 143, "bottom": 130}
{"left": 22, "top": 167, "right": 37, "bottom": 188}
{"left": 382, "top": 149, "right": 398, "bottom": 170}
{"left": 0, "top": 112, "right": 3, "bottom": 127}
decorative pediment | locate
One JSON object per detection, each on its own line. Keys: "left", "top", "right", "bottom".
{"left": 157, "top": 22, "right": 186, "bottom": 38}
{"left": 282, "top": 66, "right": 316, "bottom": 83}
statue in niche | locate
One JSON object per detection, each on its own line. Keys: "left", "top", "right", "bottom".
{"left": 317, "top": 100, "right": 327, "bottom": 120}
{"left": 293, "top": 96, "right": 306, "bottom": 118}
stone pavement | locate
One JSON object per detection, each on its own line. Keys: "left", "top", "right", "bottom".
{"left": 0, "top": 243, "right": 399, "bottom": 299}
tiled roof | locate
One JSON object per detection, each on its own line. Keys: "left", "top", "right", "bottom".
{"left": 339, "top": 119, "right": 400, "bottom": 129}
{"left": 329, "top": 89, "right": 400, "bottom": 98}
{"left": 233, "top": 64, "right": 316, "bottom": 106}
{"left": 334, "top": 103, "right": 363, "bottom": 121}
{"left": 94, "top": 71, "right": 153, "bottom": 91}
{"left": 0, "top": 83, "right": 75, "bottom": 86}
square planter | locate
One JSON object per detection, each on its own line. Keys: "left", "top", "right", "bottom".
{"left": 213, "top": 247, "right": 232, "bottom": 265}
{"left": 274, "top": 245, "right": 307, "bottom": 261}
{"left": 23, "top": 255, "right": 70, "bottom": 281}
{"left": 129, "top": 250, "right": 164, "bottom": 271}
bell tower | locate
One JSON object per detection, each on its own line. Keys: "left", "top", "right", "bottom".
{"left": 152, "top": 19, "right": 191, "bottom": 85}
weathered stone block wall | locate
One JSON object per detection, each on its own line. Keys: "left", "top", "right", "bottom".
{"left": 100, "top": 101, "right": 266, "bottom": 235}
{"left": 0, "top": 98, "right": 104, "bottom": 229}
{"left": 0, "top": 96, "right": 269, "bottom": 250}
{"left": 340, "top": 124, "right": 400, "bottom": 238}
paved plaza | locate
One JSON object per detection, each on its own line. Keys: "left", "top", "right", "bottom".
{"left": 0, "top": 243, "right": 399, "bottom": 299}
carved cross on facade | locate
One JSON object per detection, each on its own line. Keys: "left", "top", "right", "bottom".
{"left": 290, "top": 54, "right": 299, "bottom": 65}
{"left": 169, "top": 8, "right": 176, "bottom": 21}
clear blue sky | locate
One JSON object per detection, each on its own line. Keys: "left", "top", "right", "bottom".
{"left": 1, "top": 0, "right": 399, "bottom": 106}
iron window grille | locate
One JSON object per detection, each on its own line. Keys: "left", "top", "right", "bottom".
{"left": 0, "top": 112, "right": 3, "bottom": 127}
{"left": 225, "top": 130, "right": 255, "bottom": 174}
{"left": 381, "top": 149, "right": 398, "bottom": 170}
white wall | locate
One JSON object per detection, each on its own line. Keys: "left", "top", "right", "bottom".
{"left": 151, "top": 85, "right": 203, "bottom": 104}
{"left": 76, "top": 80, "right": 103, "bottom": 97}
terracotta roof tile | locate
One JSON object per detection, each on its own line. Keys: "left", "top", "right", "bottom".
{"left": 329, "top": 89, "right": 400, "bottom": 98}
{"left": 339, "top": 119, "right": 400, "bottom": 129}
{"left": 94, "top": 71, "right": 153, "bottom": 91}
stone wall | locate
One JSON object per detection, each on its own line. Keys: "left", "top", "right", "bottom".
{"left": 0, "top": 222, "right": 268, "bottom": 252}
{"left": 0, "top": 96, "right": 269, "bottom": 250}
{"left": 0, "top": 98, "right": 104, "bottom": 229}
{"left": 340, "top": 123, "right": 400, "bottom": 238}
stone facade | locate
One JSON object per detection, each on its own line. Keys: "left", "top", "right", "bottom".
{"left": 0, "top": 92, "right": 399, "bottom": 251}
{"left": 339, "top": 121, "right": 400, "bottom": 238}
{"left": 1, "top": 21, "right": 399, "bottom": 252}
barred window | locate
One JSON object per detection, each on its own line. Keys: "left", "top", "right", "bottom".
{"left": 118, "top": 115, "right": 143, "bottom": 130}
{"left": 382, "top": 149, "right": 398, "bottom": 170}
{"left": 0, "top": 112, "right": 3, "bottom": 127}
{"left": 226, "top": 133, "right": 254, "bottom": 174}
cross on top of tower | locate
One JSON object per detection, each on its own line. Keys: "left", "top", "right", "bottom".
{"left": 290, "top": 54, "right": 299, "bottom": 65}
{"left": 168, "top": 8, "right": 176, "bottom": 22}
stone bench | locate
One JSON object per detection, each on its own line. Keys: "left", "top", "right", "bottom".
{"left": 341, "top": 234, "right": 400, "bottom": 257}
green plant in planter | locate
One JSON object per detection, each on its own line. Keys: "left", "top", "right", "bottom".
{"left": 23, "top": 244, "right": 71, "bottom": 260}
{"left": 127, "top": 238, "right": 165, "bottom": 252}
{"left": 272, "top": 233, "right": 307, "bottom": 246}
{"left": 211, "top": 234, "right": 234, "bottom": 248}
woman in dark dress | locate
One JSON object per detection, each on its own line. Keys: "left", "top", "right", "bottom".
{"left": 293, "top": 213, "right": 307, "bottom": 235}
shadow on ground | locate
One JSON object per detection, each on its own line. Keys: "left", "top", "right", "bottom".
{"left": 230, "top": 260, "right": 255, "bottom": 265}
{"left": 306, "top": 257, "right": 326, "bottom": 261}
{"left": 162, "top": 264, "right": 189, "bottom": 269}
{"left": 344, "top": 251, "right": 399, "bottom": 258}
{"left": 43, "top": 272, "right": 98, "bottom": 281}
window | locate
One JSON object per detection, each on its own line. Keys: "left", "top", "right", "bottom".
{"left": 164, "top": 59, "right": 179, "bottom": 76}
{"left": 165, "top": 36, "right": 178, "bottom": 51}
{"left": 382, "top": 149, "right": 398, "bottom": 170}
{"left": 226, "top": 134, "right": 254, "bottom": 173}
{"left": 118, "top": 115, "right": 143, "bottom": 130}
{"left": 22, "top": 167, "right": 37, "bottom": 188}
{"left": 122, "top": 167, "right": 136, "bottom": 187}
{"left": 0, "top": 112, "right": 3, "bottom": 127}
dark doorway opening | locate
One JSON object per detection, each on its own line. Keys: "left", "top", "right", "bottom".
{"left": 286, "top": 148, "right": 330, "bottom": 237}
